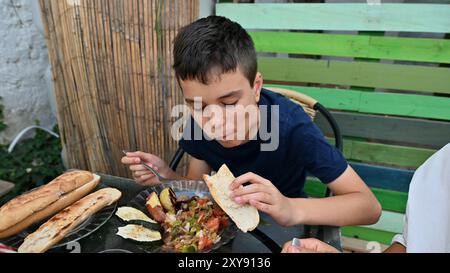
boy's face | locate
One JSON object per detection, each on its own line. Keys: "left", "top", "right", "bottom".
{"left": 180, "top": 68, "right": 263, "bottom": 148}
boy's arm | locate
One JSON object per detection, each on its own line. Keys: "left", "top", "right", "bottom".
{"left": 185, "top": 156, "right": 211, "bottom": 180}
{"left": 289, "top": 165, "right": 382, "bottom": 226}
{"left": 230, "top": 165, "right": 381, "bottom": 227}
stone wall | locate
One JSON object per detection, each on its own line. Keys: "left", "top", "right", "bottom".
{"left": 0, "top": 0, "right": 56, "bottom": 145}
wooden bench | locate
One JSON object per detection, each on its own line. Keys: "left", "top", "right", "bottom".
{"left": 217, "top": 2, "right": 450, "bottom": 252}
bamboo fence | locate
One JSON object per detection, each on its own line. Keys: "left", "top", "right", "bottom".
{"left": 39, "top": 0, "right": 198, "bottom": 176}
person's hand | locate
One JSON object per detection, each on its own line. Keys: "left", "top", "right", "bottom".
{"left": 121, "top": 151, "right": 170, "bottom": 186}
{"left": 229, "top": 172, "right": 294, "bottom": 227}
{"left": 281, "top": 238, "right": 340, "bottom": 253}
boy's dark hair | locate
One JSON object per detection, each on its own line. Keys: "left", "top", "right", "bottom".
{"left": 173, "top": 16, "right": 257, "bottom": 87}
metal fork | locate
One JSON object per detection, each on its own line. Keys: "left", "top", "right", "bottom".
{"left": 122, "top": 150, "right": 171, "bottom": 183}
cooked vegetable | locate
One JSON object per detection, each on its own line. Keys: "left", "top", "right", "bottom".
{"left": 159, "top": 187, "right": 177, "bottom": 214}
{"left": 146, "top": 192, "right": 166, "bottom": 223}
{"left": 116, "top": 224, "right": 161, "bottom": 243}
{"left": 115, "top": 207, "right": 157, "bottom": 223}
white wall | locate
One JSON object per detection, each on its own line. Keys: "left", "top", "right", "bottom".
{"left": 0, "top": 0, "right": 56, "bottom": 145}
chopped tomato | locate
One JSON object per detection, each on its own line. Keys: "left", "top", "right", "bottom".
{"left": 220, "top": 216, "right": 229, "bottom": 228}
{"left": 212, "top": 207, "right": 225, "bottom": 217}
{"left": 198, "top": 235, "right": 213, "bottom": 251}
{"left": 205, "top": 217, "right": 220, "bottom": 233}
{"left": 198, "top": 198, "right": 209, "bottom": 206}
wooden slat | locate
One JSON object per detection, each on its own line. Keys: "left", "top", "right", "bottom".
{"left": 251, "top": 32, "right": 450, "bottom": 64}
{"left": 351, "top": 162, "right": 413, "bottom": 192}
{"left": 364, "top": 211, "right": 404, "bottom": 234}
{"left": 217, "top": 3, "right": 450, "bottom": 33}
{"left": 266, "top": 84, "right": 450, "bottom": 121}
{"left": 305, "top": 162, "right": 414, "bottom": 192}
{"left": 337, "top": 138, "right": 436, "bottom": 169}
{"left": 341, "top": 226, "right": 396, "bottom": 246}
{"left": 342, "top": 236, "right": 389, "bottom": 253}
{"left": 316, "top": 112, "right": 450, "bottom": 150}
{"left": 305, "top": 180, "right": 408, "bottom": 213}
{"left": 260, "top": 57, "right": 450, "bottom": 95}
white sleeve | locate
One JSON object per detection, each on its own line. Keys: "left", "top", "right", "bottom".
{"left": 391, "top": 212, "right": 408, "bottom": 247}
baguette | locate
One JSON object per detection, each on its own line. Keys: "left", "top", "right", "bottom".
{"left": 0, "top": 171, "right": 99, "bottom": 238}
{"left": 18, "top": 187, "right": 122, "bottom": 253}
{"left": 203, "top": 165, "right": 259, "bottom": 232}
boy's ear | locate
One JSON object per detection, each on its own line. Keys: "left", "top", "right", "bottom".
{"left": 253, "top": 72, "right": 263, "bottom": 103}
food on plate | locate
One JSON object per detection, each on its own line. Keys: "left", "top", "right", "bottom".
{"left": 203, "top": 164, "right": 259, "bottom": 233}
{"left": 0, "top": 170, "right": 100, "bottom": 239}
{"left": 160, "top": 192, "right": 230, "bottom": 252}
{"left": 17, "top": 188, "right": 122, "bottom": 253}
{"left": 116, "top": 224, "right": 161, "bottom": 243}
{"left": 159, "top": 187, "right": 177, "bottom": 214}
{"left": 145, "top": 192, "right": 166, "bottom": 223}
{"left": 115, "top": 207, "right": 156, "bottom": 224}
{"left": 119, "top": 186, "right": 231, "bottom": 252}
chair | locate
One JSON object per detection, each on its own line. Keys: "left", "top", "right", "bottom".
{"left": 169, "top": 87, "right": 343, "bottom": 198}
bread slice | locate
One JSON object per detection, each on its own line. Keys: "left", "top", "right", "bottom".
{"left": 18, "top": 187, "right": 122, "bottom": 253}
{"left": 203, "top": 165, "right": 259, "bottom": 233}
{"left": 0, "top": 174, "right": 101, "bottom": 239}
{"left": 0, "top": 170, "right": 94, "bottom": 233}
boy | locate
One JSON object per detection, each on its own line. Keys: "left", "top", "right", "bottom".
{"left": 122, "top": 16, "right": 381, "bottom": 227}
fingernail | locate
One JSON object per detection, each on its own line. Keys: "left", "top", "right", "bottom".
{"left": 234, "top": 197, "right": 242, "bottom": 204}
{"left": 292, "top": 238, "right": 301, "bottom": 248}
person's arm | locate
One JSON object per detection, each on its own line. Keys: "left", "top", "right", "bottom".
{"left": 230, "top": 165, "right": 381, "bottom": 227}
{"left": 384, "top": 243, "right": 406, "bottom": 253}
{"left": 289, "top": 165, "right": 382, "bottom": 226}
{"left": 185, "top": 156, "right": 211, "bottom": 180}
{"left": 121, "top": 151, "right": 210, "bottom": 185}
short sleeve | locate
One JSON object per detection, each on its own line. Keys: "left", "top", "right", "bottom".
{"left": 289, "top": 109, "right": 348, "bottom": 184}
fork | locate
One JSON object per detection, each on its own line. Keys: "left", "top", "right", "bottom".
{"left": 122, "top": 150, "right": 172, "bottom": 183}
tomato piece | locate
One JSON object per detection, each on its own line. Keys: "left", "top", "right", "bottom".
{"left": 205, "top": 217, "right": 220, "bottom": 233}
{"left": 198, "top": 198, "right": 209, "bottom": 206}
{"left": 220, "top": 216, "right": 229, "bottom": 228}
{"left": 198, "top": 235, "right": 213, "bottom": 251}
{"left": 212, "top": 207, "right": 225, "bottom": 217}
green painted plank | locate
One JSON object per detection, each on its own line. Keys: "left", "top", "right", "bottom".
{"left": 305, "top": 180, "right": 408, "bottom": 213}
{"left": 339, "top": 138, "right": 436, "bottom": 169}
{"left": 250, "top": 32, "right": 450, "bottom": 64}
{"left": 342, "top": 226, "right": 396, "bottom": 246}
{"left": 371, "top": 188, "right": 407, "bottom": 214}
{"left": 217, "top": 3, "right": 450, "bottom": 33}
{"left": 260, "top": 57, "right": 450, "bottom": 94}
{"left": 265, "top": 84, "right": 450, "bottom": 121}
{"left": 364, "top": 210, "right": 404, "bottom": 234}
{"left": 315, "top": 112, "right": 450, "bottom": 150}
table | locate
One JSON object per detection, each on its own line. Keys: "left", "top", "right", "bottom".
{"left": 20, "top": 174, "right": 343, "bottom": 253}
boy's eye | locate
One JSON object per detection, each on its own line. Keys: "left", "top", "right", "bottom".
{"left": 222, "top": 101, "right": 238, "bottom": 107}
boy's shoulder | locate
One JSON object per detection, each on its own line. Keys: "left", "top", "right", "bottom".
{"left": 260, "top": 88, "right": 312, "bottom": 137}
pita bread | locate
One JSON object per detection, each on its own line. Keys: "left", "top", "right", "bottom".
{"left": 203, "top": 165, "right": 259, "bottom": 232}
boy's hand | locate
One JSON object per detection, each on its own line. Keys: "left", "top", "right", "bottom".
{"left": 229, "top": 172, "right": 295, "bottom": 227}
{"left": 281, "top": 238, "right": 340, "bottom": 253}
{"left": 121, "top": 151, "right": 170, "bottom": 186}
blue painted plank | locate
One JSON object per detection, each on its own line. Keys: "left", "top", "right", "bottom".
{"left": 350, "top": 162, "right": 413, "bottom": 193}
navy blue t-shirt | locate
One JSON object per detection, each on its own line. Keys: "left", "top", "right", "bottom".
{"left": 179, "top": 88, "right": 348, "bottom": 198}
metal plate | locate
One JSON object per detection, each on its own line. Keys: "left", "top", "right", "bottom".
{"left": 127, "top": 180, "right": 238, "bottom": 253}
